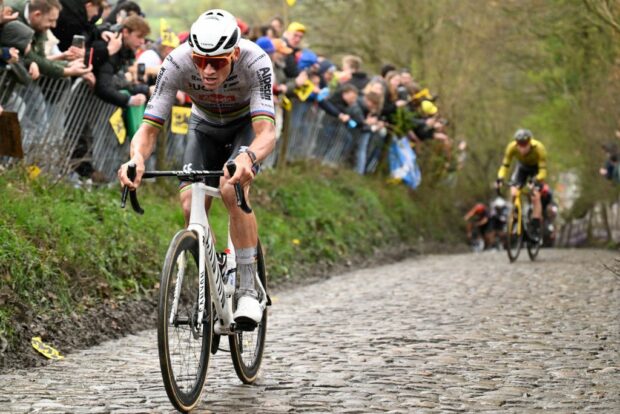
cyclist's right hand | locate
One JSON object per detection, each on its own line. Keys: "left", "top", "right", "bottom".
{"left": 118, "top": 157, "right": 145, "bottom": 190}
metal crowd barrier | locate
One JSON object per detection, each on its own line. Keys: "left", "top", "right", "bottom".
{"left": 1, "top": 69, "right": 386, "bottom": 181}
{"left": 0, "top": 68, "right": 128, "bottom": 180}
{"left": 136, "top": 99, "right": 386, "bottom": 175}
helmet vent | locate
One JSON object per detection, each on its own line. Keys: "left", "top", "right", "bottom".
{"left": 223, "top": 29, "right": 239, "bottom": 50}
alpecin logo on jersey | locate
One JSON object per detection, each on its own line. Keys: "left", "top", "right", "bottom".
{"left": 256, "top": 67, "right": 272, "bottom": 100}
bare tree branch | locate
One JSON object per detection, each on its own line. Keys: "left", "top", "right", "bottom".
{"left": 583, "top": 0, "right": 620, "bottom": 34}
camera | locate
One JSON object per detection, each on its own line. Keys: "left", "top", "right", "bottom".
{"left": 397, "top": 85, "right": 410, "bottom": 101}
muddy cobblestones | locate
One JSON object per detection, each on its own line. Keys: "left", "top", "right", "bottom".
{"left": 1, "top": 249, "right": 618, "bottom": 413}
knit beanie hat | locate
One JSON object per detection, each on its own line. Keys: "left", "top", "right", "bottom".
{"left": 0, "top": 21, "right": 35, "bottom": 54}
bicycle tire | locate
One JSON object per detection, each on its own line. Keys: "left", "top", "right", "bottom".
{"left": 229, "top": 241, "right": 268, "bottom": 384}
{"left": 158, "top": 230, "right": 212, "bottom": 413}
{"left": 526, "top": 209, "right": 541, "bottom": 261}
{"left": 506, "top": 201, "right": 523, "bottom": 262}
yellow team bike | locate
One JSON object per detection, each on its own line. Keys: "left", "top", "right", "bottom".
{"left": 503, "top": 180, "right": 542, "bottom": 262}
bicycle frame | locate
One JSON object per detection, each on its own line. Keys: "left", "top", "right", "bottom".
{"left": 182, "top": 182, "right": 267, "bottom": 336}
{"left": 513, "top": 188, "right": 523, "bottom": 236}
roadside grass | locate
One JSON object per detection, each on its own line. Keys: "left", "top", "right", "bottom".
{"left": 0, "top": 162, "right": 461, "bottom": 346}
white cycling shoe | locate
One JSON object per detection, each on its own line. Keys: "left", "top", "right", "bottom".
{"left": 234, "top": 294, "right": 263, "bottom": 327}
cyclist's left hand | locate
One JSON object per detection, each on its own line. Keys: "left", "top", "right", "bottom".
{"left": 227, "top": 153, "right": 255, "bottom": 187}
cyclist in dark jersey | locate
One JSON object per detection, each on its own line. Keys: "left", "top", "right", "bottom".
{"left": 118, "top": 9, "right": 275, "bottom": 327}
{"left": 464, "top": 203, "right": 492, "bottom": 249}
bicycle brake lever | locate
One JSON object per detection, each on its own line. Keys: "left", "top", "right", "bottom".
{"left": 121, "top": 163, "right": 144, "bottom": 214}
{"left": 120, "top": 163, "right": 134, "bottom": 209}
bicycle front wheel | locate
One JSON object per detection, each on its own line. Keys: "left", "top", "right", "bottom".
{"left": 158, "top": 230, "right": 212, "bottom": 413}
{"left": 229, "top": 242, "right": 268, "bottom": 384}
{"left": 506, "top": 204, "right": 523, "bottom": 262}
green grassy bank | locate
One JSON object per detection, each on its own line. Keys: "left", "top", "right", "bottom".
{"left": 0, "top": 162, "right": 462, "bottom": 355}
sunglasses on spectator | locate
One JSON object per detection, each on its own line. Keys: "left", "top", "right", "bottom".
{"left": 192, "top": 52, "right": 233, "bottom": 71}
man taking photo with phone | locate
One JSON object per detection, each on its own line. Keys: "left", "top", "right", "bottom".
{"left": 90, "top": 14, "right": 150, "bottom": 107}
{"left": 6, "top": 0, "right": 92, "bottom": 79}
{"left": 51, "top": 0, "right": 103, "bottom": 53}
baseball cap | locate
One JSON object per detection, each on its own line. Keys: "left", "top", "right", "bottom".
{"left": 255, "top": 36, "right": 275, "bottom": 54}
{"left": 272, "top": 38, "right": 293, "bottom": 54}
{"left": 298, "top": 48, "right": 318, "bottom": 70}
{"left": 287, "top": 21, "right": 306, "bottom": 33}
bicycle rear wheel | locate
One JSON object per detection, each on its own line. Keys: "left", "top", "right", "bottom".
{"left": 229, "top": 241, "right": 268, "bottom": 384}
{"left": 526, "top": 210, "right": 541, "bottom": 261}
{"left": 158, "top": 230, "right": 212, "bottom": 413}
{"left": 506, "top": 203, "right": 523, "bottom": 262}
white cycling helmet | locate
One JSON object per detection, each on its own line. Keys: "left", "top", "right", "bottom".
{"left": 188, "top": 9, "right": 240, "bottom": 56}
{"left": 513, "top": 128, "right": 533, "bottom": 142}
{"left": 491, "top": 197, "right": 507, "bottom": 209}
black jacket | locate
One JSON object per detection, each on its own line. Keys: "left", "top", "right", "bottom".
{"left": 347, "top": 72, "right": 370, "bottom": 91}
{"left": 91, "top": 39, "right": 135, "bottom": 107}
{"left": 52, "top": 0, "right": 101, "bottom": 52}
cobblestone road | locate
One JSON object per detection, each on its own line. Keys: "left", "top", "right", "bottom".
{"left": 1, "top": 249, "right": 619, "bottom": 413}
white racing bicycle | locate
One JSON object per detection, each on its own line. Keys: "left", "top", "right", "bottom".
{"left": 121, "top": 162, "right": 270, "bottom": 413}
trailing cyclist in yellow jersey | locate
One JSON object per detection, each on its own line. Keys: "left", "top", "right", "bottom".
{"left": 495, "top": 129, "right": 548, "bottom": 241}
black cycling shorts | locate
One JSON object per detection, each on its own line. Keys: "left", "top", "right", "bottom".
{"left": 478, "top": 219, "right": 492, "bottom": 235}
{"left": 510, "top": 162, "right": 538, "bottom": 188}
{"left": 182, "top": 113, "right": 254, "bottom": 188}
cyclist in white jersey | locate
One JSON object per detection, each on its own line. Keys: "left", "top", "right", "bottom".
{"left": 118, "top": 9, "right": 276, "bottom": 326}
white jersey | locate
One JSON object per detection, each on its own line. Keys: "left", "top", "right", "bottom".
{"left": 143, "top": 39, "right": 275, "bottom": 128}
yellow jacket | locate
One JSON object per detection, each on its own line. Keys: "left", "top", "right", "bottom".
{"left": 497, "top": 139, "right": 547, "bottom": 181}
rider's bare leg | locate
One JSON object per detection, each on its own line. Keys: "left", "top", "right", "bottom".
{"left": 531, "top": 188, "right": 542, "bottom": 220}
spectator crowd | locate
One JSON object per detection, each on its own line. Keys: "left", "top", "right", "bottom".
{"left": 0, "top": 0, "right": 457, "bottom": 183}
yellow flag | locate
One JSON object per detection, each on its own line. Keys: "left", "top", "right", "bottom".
{"left": 281, "top": 96, "right": 292, "bottom": 111}
{"left": 160, "top": 18, "right": 180, "bottom": 48}
{"left": 109, "top": 108, "right": 126, "bottom": 145}
{"left": 171, "top": 106, "right": 192, "bottom": 135}
{"left": 27, "top": 165, "right": 41, "bottom": 180}
{"left": 286, "top": 0, "right": 296, "bottom": 6}
{"left": 293, "top": 80, "right": 315, "bottom": 102}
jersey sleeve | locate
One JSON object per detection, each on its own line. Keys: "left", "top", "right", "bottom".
{"left": 498, "top": 142, "right": 515, "bottom": 180}
{"left": 249, "top": 55, "right": 276, "bottom": 124}
{"left": 142, "top": 54, "right": 181, "bottom": 129}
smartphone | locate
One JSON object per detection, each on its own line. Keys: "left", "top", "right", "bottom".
{"left": 72, "top": 34, "right": 86, "bottom": 49}
{"left": 137, "top": 63, "right": 145, "bottom": 82}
